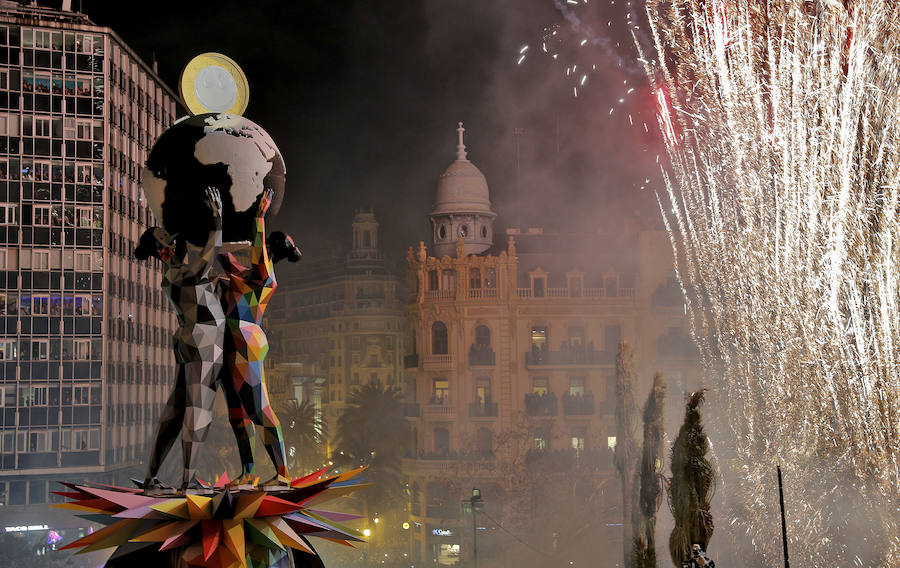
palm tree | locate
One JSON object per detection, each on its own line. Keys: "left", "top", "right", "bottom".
{"left": 282, "top": 398, "right": 329, "bottom": 476}
{"left": 615, "top": 341, "right": 640, "bottom": 568}
{"left": 633, "top": 372, "right": 666, "bottom": 568}
{"left": 332, "top": 381, "right": 409, "bottom": 509}
{"left": 668, "top": 389, "right": 715, "bottom": 567}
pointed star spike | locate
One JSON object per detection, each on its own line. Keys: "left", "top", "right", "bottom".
{"left": 59, "top": 519, "right": 139, "bottom": 551}
{"left": 130, "top": 520, "right": 186, "bottom": 543}
{"left": 265, "top": 517, "right": 314, "bottom": 553}
{"left": 336, "top": 465, "right": 369, "bottom": 482}
{"left": 289, "top": 467, "right": 328, "bottom": 487}
{"left": 215, "top": 471, "right": 231, "bottom": 489}
{"left": 186, "top": 493, "right": 213, "bottom": 519}
{"left": 159, "top": 524, "right": 197, "bottom": 551}
{"left": 255, "top": 495, "right": 303, "bottom": 517}
{"left": 233, "top": 492, "right": 266, "bottom": 519}
{"left": 151, "top": 497, "right": 191, "bottom": 519}
{"left": 222, "top": 518, "right": 246, "bottom": 567}
{"left": 52, "top": 500, "right": 120, "bottom": 514}
{"left": 300, "top": 483, "right": 372, "bottom": 507}
{"left": 306, "top": 509, "right": 365, "bottom": 523}
{"left": 245, "top": 518, "right": 285, "bottom": 551}
{"left": 202, "top": 520, "right": 222, "bottom": 561}
{"left": 320, "top": 537, "right": 357, "bottom": 548}
{"left": 77, "top": 519, "right": 147, "bottom": 553}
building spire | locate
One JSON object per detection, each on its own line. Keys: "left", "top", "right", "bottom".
{"left": 456, "top": 122, "right": 468, "bottom": 161}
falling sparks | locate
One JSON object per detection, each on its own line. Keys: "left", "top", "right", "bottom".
{"left": 637, "top": 0, "right": 900, "bottom": 564}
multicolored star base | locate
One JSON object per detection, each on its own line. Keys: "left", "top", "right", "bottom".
{"left": 53, "top": 467, "right": 368, "bottom": 568}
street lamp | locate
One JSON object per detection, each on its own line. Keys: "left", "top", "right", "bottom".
{"left": 470, "top": 488, "right": 483, "bottom": 568}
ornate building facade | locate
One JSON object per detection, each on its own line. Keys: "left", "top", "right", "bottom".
{"left": 267, "top": 210, "right": 406, "bottom": 445}
{"left": 402, "top": 125, "right": 700, "bottom": 566}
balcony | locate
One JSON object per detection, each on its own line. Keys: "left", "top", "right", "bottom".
{"left": 561, "top": 393, "right": 594, "bottom": 416}
{"left": 524, "top": 348, "right": 614, "bottom": 368}
{"left": 524, "top": 392, "right": 558, "bottom": 416}
{"left": 423, "top": 354, "right": 453, "bottom": 370}
{"left": 468, "top": 346, "right": 495, "bottom": 367}
{"left": 468, "top": 401, "right": 498, "bottom": 418}
{"left": 423, "top": 403, "right": 456, "bottom": 419}
{"left": 404, "top": 353, "right": 419, "bottom": 369}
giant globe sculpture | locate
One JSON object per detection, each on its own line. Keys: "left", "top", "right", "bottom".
{"left": 142, "top": 112, "right": 286, "bottom": 246}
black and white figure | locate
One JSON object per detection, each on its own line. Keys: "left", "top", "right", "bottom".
{"left": 135, "top": 187, "right": 225, "bottom": 490}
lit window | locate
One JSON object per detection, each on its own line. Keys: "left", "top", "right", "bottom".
{"left": 432, "top": 378, "right": 449, "bottom": 404}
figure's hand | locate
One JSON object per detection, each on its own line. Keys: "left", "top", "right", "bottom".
{"left": 257, "top": 187, "right": 275, "bottom": 218}
{"left": 205, "top": 187, "right": 222, "bottom": 220}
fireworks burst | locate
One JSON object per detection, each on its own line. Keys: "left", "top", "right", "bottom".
{"left": 637, "top": 0, "right": 900, "bottom": 564}
{"left": 517, "top": 0, "right": 644, "bottom": 100}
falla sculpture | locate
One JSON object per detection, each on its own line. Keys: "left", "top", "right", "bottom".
{"left": 53, "top": 54, "right": 367, "bottom": 568}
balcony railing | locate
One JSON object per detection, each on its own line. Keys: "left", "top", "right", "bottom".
{"left": 562, "top": 393, "right": 594, "bottom": 416}
{"left": 423, "top": 404, "right": 456, "bottom": 419}
{"left": 468, "top": 346, "right": 495, "bottom": 366}
{"left": 468, "top": 288, "right": 498, "bottom": 299}
{"left": 425, "top": 290, "right": 455, "bottom": 300}
{"left": 525, "top": 348, "right": 615, "bottom": 367}
{"left": 423, "top": 354, "right": 453, "bottom": 370}
{"left": 516, "top": 287, "right": 634, "bottom": 299}
{"left": 524, "top": 392, "right": 558, "bottom": 416}
{"left": 468, "top": 401, "right": 498, "bottom": 418}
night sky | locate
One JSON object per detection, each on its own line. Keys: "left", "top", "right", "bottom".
{"left": 82, "top": 0, "right": 663, "bottom": 263}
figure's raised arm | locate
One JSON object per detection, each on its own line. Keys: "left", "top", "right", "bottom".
{"left": 250, "top": 188, "right": 275, "bottom": 281}
{"left": 182, "top": 187, "right": 222, "bottom": 278}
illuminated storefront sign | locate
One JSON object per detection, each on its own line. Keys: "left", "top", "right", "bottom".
{"left": 5, "top": 524, "right": 49, "bottom": 532}
{"left": 431, "top": 528, "right": 454, "bottom": 537}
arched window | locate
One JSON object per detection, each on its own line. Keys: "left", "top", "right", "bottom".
{"left": 475, "top": 428, "right": 493, "bottom": 457}
{"left": 434, "top": 427, "right": 450, "bottom": 456}
{"left": 432, "top": 321, "right": 448, "bottom": 354}
{"left": 475, "top": 325, "right": 491, "bottom": 347}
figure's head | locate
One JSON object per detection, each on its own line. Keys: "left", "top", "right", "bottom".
{"left": 268, "top": 231, "right": 301, "bottom": 263}
{"left": 691, "top": 544, "right": 703, "bottom": 556}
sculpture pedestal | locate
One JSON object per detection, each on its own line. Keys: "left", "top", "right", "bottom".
{"left": 53, "top": 468, "right": 367, "bottom": 568}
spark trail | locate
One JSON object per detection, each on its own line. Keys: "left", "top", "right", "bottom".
{"left": 636, "top": 0, "right": 900, "bottom": 564}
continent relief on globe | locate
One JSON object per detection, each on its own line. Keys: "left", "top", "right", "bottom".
{"left": 142, "top": 113, "right": 285, "bottom": 246}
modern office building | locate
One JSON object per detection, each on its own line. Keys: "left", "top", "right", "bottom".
{"left": 402, "top": 125, "right": 700, "bottom": 566}
{"left": 0, "top": 1, "right": 178, "bottom": 536}
{"left": 267, "top": 210, "right": 406, "bottom": 436}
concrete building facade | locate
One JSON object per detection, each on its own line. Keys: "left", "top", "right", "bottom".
{"left": 0, "top": 1, "right": 178, "bottom": 535}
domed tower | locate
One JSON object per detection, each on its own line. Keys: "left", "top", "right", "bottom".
{"left": 429, "top": 122, "right": 497, "bottom": 257}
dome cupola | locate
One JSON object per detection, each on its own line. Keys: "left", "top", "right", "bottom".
{"left": 429, "top": 123, "right": 497, "bottom": 257}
